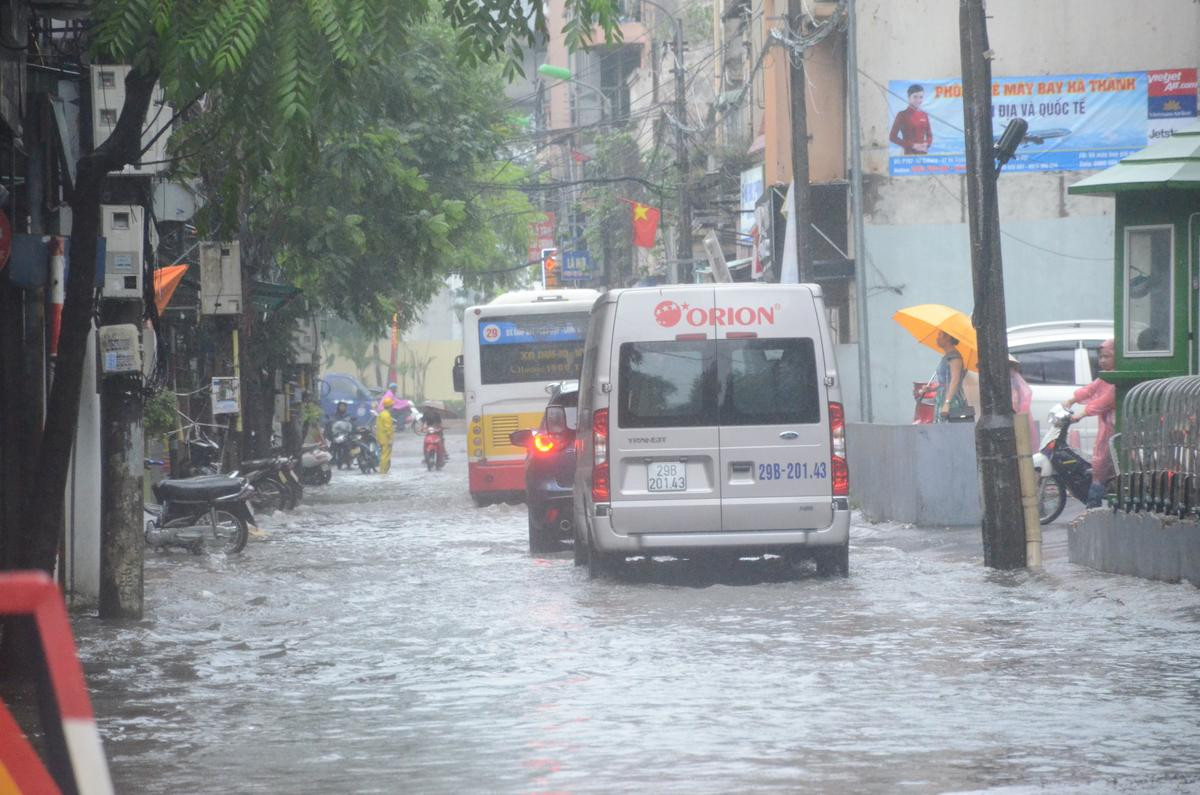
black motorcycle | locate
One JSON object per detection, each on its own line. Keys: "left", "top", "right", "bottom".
{"left": 349, "top": 426, "right": 381, "bottom": 474}
{"left": 234, "top": 456, "right": 303, "bottom": 514}
{"left": 146, "top": 475, "right": 255, "bottom": 554}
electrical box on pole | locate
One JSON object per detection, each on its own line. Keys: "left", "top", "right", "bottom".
{"left": 100, "top": 205, "right": 143, "bottom": 299}
{"left": 199, "top": 242, "right": 243, "bottom": 315}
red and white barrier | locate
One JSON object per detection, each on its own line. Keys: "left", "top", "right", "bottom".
{"left": 0, "top": 571, "right": 113, "bottom": 795}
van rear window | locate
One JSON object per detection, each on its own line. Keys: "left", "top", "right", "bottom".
{"left": 617, "top": 338, "right": 821, "bottom": 428}
{"left": 719, "top": 338, "right": 820, "bottom": 425}
{"left": 618, "top": 341, "right": 717, "bottom": 428}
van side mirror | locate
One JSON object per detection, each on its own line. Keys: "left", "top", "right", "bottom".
{"left": 509, "top": 429, "right": 533, "bottom": 448}
{"left": 545, "top": 406, "right": 568, "bottom": 435}
{"left": 452, "top": 355, "right": 464, "bottom": 393}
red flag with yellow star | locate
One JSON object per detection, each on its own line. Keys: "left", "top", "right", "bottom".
{"left": 630, "top": 201, "right": 660, "bottom": 248}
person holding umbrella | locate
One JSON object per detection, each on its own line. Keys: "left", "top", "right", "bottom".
{"left": 934, "top": 331, "right": 968, "bottom": 422}
{"left": 893, "top": 304, "right": 978, "bottom": 423}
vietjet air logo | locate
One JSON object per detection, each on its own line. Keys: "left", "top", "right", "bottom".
{"left": 654, "top": 299, "right": 779, "bottom": 328}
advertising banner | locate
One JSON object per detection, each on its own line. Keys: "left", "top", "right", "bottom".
{"left": 526, "top": 212, "right": 556, "bottom": 265}
{"left": 887, "top": 68, "right": 1198, "bottom": 176}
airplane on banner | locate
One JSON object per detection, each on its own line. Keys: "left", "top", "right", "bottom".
{"left": 994, "top": 127, "right": 1071, "bottom": 147}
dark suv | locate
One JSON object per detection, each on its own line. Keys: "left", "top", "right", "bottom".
{"left": 510, "top": 383, "right": 578, "bottom": 554}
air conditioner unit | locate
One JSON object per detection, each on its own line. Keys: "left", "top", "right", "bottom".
{"left": 199, "top": 242, "right": 242, "bottom": 315}
{"left": 100, "top": 204, "right": 143, "bottom": 299}
{"left": 91, "top": 65, "right": 171, "bottom": 176}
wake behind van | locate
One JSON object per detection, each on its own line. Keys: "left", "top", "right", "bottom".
{"left": 573, "top": 284, "right": 850, "bottom": 576}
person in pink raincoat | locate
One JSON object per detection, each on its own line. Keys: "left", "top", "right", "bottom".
{"left": 1062, "top": 338, "right": 1116, "bottom": 507}
{"left": 1008, "top": 355, "right": 1037, "bottom": 451}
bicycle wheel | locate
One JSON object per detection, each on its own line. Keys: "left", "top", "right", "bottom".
{"left": 207, "top": 509, "right": 248, "bottom": 553}
{"left": 1038, "top": 476, "right": 1067, "bottom": 524}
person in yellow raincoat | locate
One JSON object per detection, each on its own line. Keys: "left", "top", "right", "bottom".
{"left": 376, "top": 396, "right": 395, "bottom": 474}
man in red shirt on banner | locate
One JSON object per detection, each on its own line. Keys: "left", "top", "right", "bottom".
{"left": 889, "top": 84, "right": 933, "bottom": 154}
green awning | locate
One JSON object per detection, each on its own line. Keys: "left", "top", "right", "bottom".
{"left": 1069, "top": 121, "right": 1200, "bottom": 195}
{"left": 250, "top": 280, "right": 302, "bottom": 312}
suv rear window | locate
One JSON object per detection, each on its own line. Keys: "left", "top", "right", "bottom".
{"left": 618, "top": 341, "right": 716, "bottom": 428}
{"left": 617, "top": 338, "right": 820, "bottom": 428}
{"left": 719, "top": 338, "right": 820, "bottom": 425}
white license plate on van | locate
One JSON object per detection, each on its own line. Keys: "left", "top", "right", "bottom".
{"left": 647, "top": 461, "right": 687, "bottom": 492}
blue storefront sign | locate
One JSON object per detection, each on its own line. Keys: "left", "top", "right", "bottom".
{"left": 560, "top": 249, "right": 594, "bottom": 281}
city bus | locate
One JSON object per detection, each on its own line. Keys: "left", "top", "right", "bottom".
{"left": 455, "top": 289, "right": 599, "bottom": 505}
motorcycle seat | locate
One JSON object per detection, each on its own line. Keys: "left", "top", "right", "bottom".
{"left": 240, "top": 457, "right": 276, "bottom": 470}
{"left": 154, "top": 475, "right": 246, "bottom": 502}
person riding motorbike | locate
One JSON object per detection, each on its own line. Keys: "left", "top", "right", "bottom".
{"left": 1062, "top": 338, "right": 1116, "bottom": 507}
{"left": 377, "top": 382, "right": 399, "bottom": 414}
{"left": 376, "top": 397, "right": 395, "bottom": 474}
{"left": 421, "top": 406, "right": 447, "bottom": 463}
{"left": 325, "top": 401, "right": 354, "bottom": 469}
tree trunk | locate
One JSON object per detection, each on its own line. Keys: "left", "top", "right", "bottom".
{"left": 17, "top": 69, "right": 157, "bottom": 573}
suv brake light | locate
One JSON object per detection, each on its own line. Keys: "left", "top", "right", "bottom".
{"left": 533, "top": 433, "right": 556, "bottom": 454}
{"left": 829, "top": 402, "right": 849, "bottom": 497}
{"left": 592, "top": 408, "right": 609, "bottom": 501}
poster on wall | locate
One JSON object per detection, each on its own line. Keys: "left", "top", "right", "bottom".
{"left": 887, "top": 68, "right": 1198, "bottom": 176}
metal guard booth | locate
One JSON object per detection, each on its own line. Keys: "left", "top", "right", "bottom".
{"left": 1069, "top": 121, "right": 1200, "bottom": 415}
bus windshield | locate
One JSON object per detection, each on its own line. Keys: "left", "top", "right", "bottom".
{"left": 478, "top": 312, "right": 589, "bottom": 385}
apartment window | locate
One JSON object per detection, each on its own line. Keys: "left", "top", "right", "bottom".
{"left": 100, "top": 109, "right": 117, "bottom": 126}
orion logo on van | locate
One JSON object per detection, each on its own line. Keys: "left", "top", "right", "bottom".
{"left": 654, "top": 300, "right": 780, "bottom": 328}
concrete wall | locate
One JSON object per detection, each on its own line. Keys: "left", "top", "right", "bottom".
{"left": 863, "top": 214, "right": 1114, "bottom": 423}
{"left": 1070, "top": 510, "right": 1200, "bottom": 586}
{"left": 65, "top": 327, "right": 101, "bottom": 607}
{"left": 848, "top": 421, "right": 982, "bottom": 526}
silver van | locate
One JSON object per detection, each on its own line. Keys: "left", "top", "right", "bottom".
{"left": 573, "top": 284, "right": 850, "bottom": 577}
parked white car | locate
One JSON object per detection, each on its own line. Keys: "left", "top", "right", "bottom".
{"left": 1007, "top": 320, "right": 1114, "bottom": 460}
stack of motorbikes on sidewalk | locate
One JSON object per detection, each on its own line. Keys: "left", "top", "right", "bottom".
{"left": 328, "top": 418, "right": 381, "bottom": 473}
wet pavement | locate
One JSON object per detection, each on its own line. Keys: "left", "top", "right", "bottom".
{"left": 73, "top": 429, "right": 1200, "bottom": 793}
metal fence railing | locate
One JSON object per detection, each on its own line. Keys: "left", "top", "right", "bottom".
{"left": 1117, "top": 375, "right": 1200, "bottom": 516}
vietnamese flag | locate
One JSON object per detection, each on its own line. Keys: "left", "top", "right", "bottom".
{"left": 631, "top": 201, "right": 660, "bottom": 248}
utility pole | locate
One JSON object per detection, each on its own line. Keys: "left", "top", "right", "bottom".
{"left": 959, "top": 0, "right": 1026, "bottom": 569}
{"left": 786, "top": 0, "right": 814, "bottom": 283}
{"left": 672, "top": 16, "right": 692, "bottom": 283}
{"left": 99, "top": 280, "right": 144, "bottom": 619}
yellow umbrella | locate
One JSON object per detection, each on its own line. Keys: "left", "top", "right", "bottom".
{"left": 892, "top": 304, "right": 979, "bottom": 372}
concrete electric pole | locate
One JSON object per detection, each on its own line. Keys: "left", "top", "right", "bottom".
{"left": 959, "top": 0, "right": 1026, "bottom": 569}
{"left": 786, "top": 0, "right": 814, "bottom": 283}
{"left": 672, "top": 14, "right": 692, "bottom": 283}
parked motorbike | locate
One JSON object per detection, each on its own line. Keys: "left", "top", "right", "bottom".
{"left": 145, "top": 475, "right": 254, "bottom": 554}
{"left": 423, "top": 427, "right": 446, "bottom": 471}
{"left": 186, "top": 428, "right": 222, "bottom": 475}
{"left": 350, "top": 426, "right": 381, "bottom": 473}
{"left": 409, "top": 406, "right": 424, "bottom": 436}
{"left": 233, "top": 456, "right": 303, "bottom": 514}
{"left": 1032, "top": 405, "right": 1100, "bottom": 523}
{"left": 300, "top": 442, "right": 333, "bottom": 485}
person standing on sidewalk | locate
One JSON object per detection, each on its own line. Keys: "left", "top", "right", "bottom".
{"left": 1063, "top": 339, "right": 1116, "bottom": 507}
{"left": 376, "top": 397, "right": 395, "bottom": 474}
{"left": 934, "top": 331, "right": 967, "bottom": 422}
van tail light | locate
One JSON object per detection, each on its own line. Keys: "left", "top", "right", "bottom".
{"left": 829, "top": 402, "right": 849, "bottom": 497}
{"left": 592, "top": 408, "right": 609, "bottom": 502}
{"left": 532, "top": 433, "right": 556, "bottom": 454}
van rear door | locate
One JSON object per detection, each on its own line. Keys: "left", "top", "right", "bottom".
{"left": 716, "top": 288, "right": 833, "bottom": 531}
{"left": 608, "top": 288, "right": 721, "bottom": 534}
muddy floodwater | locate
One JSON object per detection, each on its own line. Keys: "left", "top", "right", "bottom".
{"left": 73, "top": 429, "right": 1200, "bottom": 793}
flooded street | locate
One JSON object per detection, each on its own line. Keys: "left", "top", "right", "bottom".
{"left": 74, "top": 428, "right": 1200, "bottom": 793}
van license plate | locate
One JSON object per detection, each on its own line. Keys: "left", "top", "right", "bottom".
{"left": 647, "top": 461, "right": 687, "bottom": 492}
